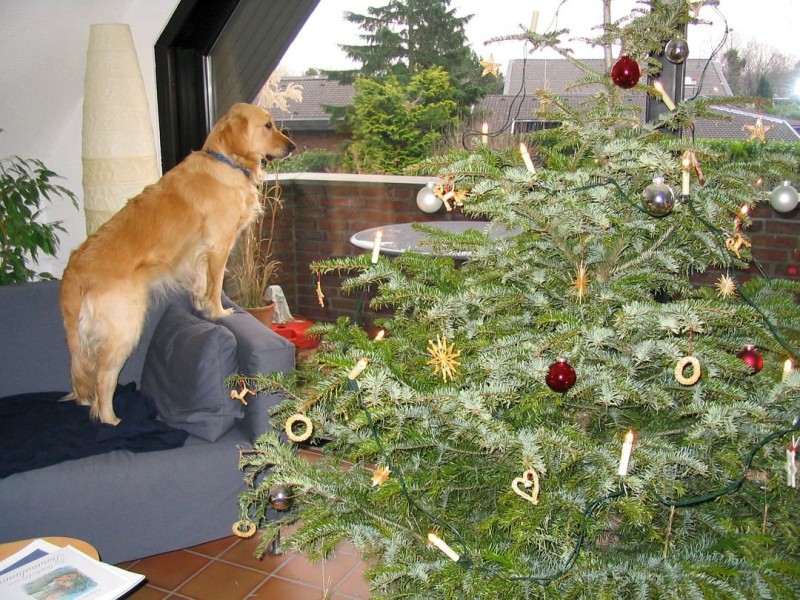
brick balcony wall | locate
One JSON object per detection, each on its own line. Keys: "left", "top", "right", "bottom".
{"left": 266, "top": 174, "right": 800, "bottom": 327}
{"left": 268, "top": 174, "right": 465, "bottom": 327}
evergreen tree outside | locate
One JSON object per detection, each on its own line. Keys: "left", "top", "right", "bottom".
{"left": 236, "top": 2, "right": 800, "bottom": 597}
{"left": 327, "top": 0, "right": 498, "bottom": 110}
{"left": 756, "top": 75, "right": 773, "bottom": 100}
{"left": 343, "top": 67, "right": 459, "bottom": 174}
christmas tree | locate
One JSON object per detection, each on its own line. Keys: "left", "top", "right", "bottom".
{"left": 234, "top": 2, "right": 800, "bottom": 597}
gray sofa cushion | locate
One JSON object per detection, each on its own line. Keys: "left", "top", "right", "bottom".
{"left": 217, "top": 306, "right": 297, "bottom": 440}
{"left": 141, "top": 304, "right": 242, "bottom": 441}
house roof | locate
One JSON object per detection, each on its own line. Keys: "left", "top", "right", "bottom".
{"left": 270, "top": 76, "right": 354, "bottom": 129}
{"left": 475, "top": 94, "right": 800, "bottom": 142}
{"left": 702, "top": 107, "right": 800, "bottom": 142}
{"left": 502, "top": 58, "right": 733, "bottom": 97}
{"left": 478, "top": 58, "right": 799, "bottom": 142}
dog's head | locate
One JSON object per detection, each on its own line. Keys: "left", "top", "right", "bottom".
{"left": 204, "top": 103, "right": 296, "bottom": 169}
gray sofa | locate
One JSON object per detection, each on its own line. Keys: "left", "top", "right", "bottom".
{"left": 0, "top": 280, "right": 295, "bottom": 564}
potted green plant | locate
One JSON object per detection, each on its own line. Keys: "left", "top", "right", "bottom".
{"left": 1, "top": 151, "right": 78, "bottom": 284}
{"left": 226, "top": 176, "right": 283, "bottom": 325}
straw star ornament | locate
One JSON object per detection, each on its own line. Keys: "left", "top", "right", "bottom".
{"left": 371, "top": 465, "right": 392, "bottom": 487}
{"left": 427, "top": 334, "right": 461, "bottom": 382}
{"left": 743, "top": 117, "right": 773, "bottom": 143}
{"left": 716, "top": 273, "right": 737, "bottom": 299}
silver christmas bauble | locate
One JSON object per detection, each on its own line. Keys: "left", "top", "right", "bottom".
{"left": 665, "top": 36, "right": 689, "bottom": 64}
{"left": 642, "top": 176, "right": 675, "bottom": 217}
{"left": 769, "top": 181, "right": 799, "bottom": 213}
{"left": 416, "top": 184, "right": 443, "bottom": 213}
{"left": 268, "top": 483, "right": 294, "bottom": 511}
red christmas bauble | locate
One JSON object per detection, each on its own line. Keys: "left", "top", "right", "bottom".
{"left": 736, "top": 345, "right": 764, "bottom": 374}
{"left": 788, "top": 265, "right": 798, "bottom": 277}
{"left": 546, "top": 358, "right": 577, "bottom": 393}
{"left": 611, "top": 55, "right": 641, "bottom": 89}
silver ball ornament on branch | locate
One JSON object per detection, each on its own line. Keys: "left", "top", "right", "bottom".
{"left": 268, "top": 483, "right": 294, "bottom": 511}
{"left": 769, "top": 181, "right": 799, "bottom": 213}
{"left": 664, "top": 36, "right": 689, "bottom": 64}
{"left": 416, "top": 182, "right": 443, "bottom": 213}
{"left": 642, "top": 176, "right": 675, "bottom": 217}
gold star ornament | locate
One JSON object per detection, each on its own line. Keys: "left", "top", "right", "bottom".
{"left": 743, "top": 117, "right": 773, "bottom": 143}
{"left": 479, "top": 54, "right": 501, "bottom": 77}
{"left": 427, "top": 334, "right": 461, "bottom": 382}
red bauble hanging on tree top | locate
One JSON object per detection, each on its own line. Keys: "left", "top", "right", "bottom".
{"left": 611, "top": 55, "right": 641, "bottom": 89}
{"left": 737, "top": 345, "right": 764, "bottom": 374}
{"left": 546, "top": 358, "right": 577, "bottom": 393}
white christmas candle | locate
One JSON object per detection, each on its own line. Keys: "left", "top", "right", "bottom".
{"left": 371, "top": 228, "right": 383, "bottom": 264}
{"left": 348, "top": 358, "right": 370, "bottom": 380}
{"left": 653, "top": 80, "right": 676, "bottom": 111}
{"left": 681, "top": 154, "right": 691, "bottom": 195}
{"left": 519, "top": 143, "right": 536, "bottom": 174}
{"left": 786, "top": 444, "right": 797, "bottom": 488}
{"left": 618, "top": 430, "right": 635, "bottom": 476}
{"left": 427, "top": 532, "right": 460, "bottom": 562}
{"left": 481, "top": 122, "right": 489, "bottom": 145}
{"left": 783, "top": 359, "right": 794, "bottom": 381}
{"left": 530, "top": 10, "right": 540, "bottom": 32}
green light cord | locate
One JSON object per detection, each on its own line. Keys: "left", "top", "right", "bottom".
{"left": 656, "top": 419, "right": 800, "bottom": 508}
{"left": 685, "top": 197, "right": 799, "bottom": 361}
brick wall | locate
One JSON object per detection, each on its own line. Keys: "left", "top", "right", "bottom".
{"left": 692, "top": 204, "right": 800, "bottom": 285}
{"left": 267, "top": 174, "right": 800, "bottom": 326}
{"left": 269, "top": 174, "right": 465, "bottom": 327}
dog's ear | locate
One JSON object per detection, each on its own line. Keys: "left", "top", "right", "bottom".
{"left": 215, "top": 113, "right": 251, "bottom": 155}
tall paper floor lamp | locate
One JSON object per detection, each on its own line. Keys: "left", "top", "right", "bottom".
{"left": 82, "top": 23, "right": 159, "bottom": 234}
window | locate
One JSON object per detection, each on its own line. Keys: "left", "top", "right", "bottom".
{"left": 154, "top": 0, "right": 319, "bottom": 170}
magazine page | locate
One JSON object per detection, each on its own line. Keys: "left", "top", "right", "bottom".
{"left": 0, "top": 539, "right": 61, "bottom": 576}
{"left": 0, "top": 545, "right": 143, "bottom": 600}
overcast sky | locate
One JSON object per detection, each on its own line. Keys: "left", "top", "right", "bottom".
{"left": 280, "top": 0, "right": 799, "bottom": 77}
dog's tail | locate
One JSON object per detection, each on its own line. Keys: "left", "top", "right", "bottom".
{"left": 60, "top": 270, "right": 96, "bottom": 407}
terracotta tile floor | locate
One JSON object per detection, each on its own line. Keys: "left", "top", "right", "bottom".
{"left": 120, "top": 532, "right": 371, "bottom": 599}
{"left": 120, "top": 447, "right": 371, "bottom": 599}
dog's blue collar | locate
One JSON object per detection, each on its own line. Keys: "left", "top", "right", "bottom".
{"left": 205, "top": 150, "right": 251, "bottom": 179}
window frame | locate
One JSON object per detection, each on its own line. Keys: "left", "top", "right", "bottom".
{"left": 154, "top": 0, "right": 320, "bottom": 171}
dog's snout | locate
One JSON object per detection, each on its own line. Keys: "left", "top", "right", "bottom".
{"left": 287, "top": 140, "right": 297, "bottom": 153}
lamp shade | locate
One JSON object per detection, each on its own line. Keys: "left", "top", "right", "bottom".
{"left": 82, "top": 23, "right": 159, "bottom": 234}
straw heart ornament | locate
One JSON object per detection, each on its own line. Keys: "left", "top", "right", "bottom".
{"left": 511, "top": 468, "right": 541, "bottom": 505}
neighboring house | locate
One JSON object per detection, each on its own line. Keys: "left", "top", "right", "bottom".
{"left": 270, "top": 75, "right": 354, "bottom": 152}
{"left": 478, "top": 58, "right": 800, "bottom": 141}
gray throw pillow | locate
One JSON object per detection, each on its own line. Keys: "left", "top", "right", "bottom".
{"left": 141, "top": 304, "right": 242, "bottom": 441}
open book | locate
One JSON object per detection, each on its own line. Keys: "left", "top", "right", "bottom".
{"left": 0, "top": 539, "right": 143, "bottom": 600}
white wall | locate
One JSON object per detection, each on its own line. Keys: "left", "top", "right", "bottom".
{"left": 0, "top": 0, "right": 180, "bottom": 277}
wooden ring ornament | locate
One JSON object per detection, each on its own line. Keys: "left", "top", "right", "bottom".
{"left": 511, "top": 468, "right": 541, "bottom": 505}
{"left": 285, "top": 413, "right": 313, "bottom": 443}
{"left": 232, "top": 519, "right": 257, "bottom": 538}
{"left": 674, "top": 355, "right": 701, "bottom": 386}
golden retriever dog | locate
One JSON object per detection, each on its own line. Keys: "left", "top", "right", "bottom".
{"left": 60, "top": 103, "right": 295, "bottom": 425}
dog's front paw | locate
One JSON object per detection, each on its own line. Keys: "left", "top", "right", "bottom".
{"left": 208, "top": 307, "right": 235, "bottom": 320}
